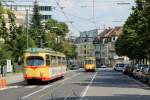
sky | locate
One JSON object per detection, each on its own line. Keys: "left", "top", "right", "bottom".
{"left": 51, "top": 0, "right": 135, "bottom": 36}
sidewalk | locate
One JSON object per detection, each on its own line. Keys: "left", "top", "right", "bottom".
{"left": 4, "top": 73, "right": 24, "bottom": 85}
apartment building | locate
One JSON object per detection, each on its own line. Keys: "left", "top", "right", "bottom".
{"left": 2, "top": 0, "right": 52, "bottom": 21}
{"left": 93, "top": 26, "right": 129, "bottom": 67}
{"left": 75, "top": 29, "right": 98, "bottom": 67}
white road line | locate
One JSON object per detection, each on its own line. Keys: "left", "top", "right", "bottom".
{"left": 21, "top": 73, "right": 81, "bottom": 99}
{"left": 0, "top": 86, "right": 21, "bottom": 91}
{"left": 0, "top": 87, "right": 8, "bottom": 91}
{"left": 25, "top": 86, "right": 37, "bottom": 89}
{"left": 8, "top": 86, "right": 21, "bottom": 89}
{"left": 81, "top": 71, "right": 98, "bottom": 97}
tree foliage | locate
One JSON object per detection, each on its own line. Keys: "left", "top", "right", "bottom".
{"left": 115, "top": 0, "right": 150, "bottom": 61}
{"left": 45, "top": 19, "right": 76, "bottom": 58}
{"left": 45, "top": 19, "right": 69, "bottom": 36}
{"left": 29, "top": 0, "right": 45, "bottom": 47}
{"left": 61, "top": 40, "right": 77, "bottom": 58}
{"left": 0, "top": 0, "right": 76, "bottom": 69}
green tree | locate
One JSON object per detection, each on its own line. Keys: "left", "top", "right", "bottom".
{"left": 0, "top": 3, "right": 13, "bottom": 66}
{"left": 0, "top": 43, "right": 12, "bottom": 66}
{"left": 0, "top": 2, "right": 37, "bottom": 70}
{"left": 61, "top": 40, "right": 77, "bottom": 58}
{"left": 141, "top": 0, "right": 150, "bottom": 61}
{"left": 30, "top": 0, "right": 45, "bottom": 47}
{"left": 0, "top": 2, "right": 8, "bottom": 41}
{"left": 14, "top": 26, "right": 36, "bottom": 64}
{"left": 115, "top": 0, "right": 147, "bottom": 61}
{"left": 45, "top": 19, "right": 69, "bottom": 37}
{"left": 45, "top": 19, "right": 76, "bottom": 58}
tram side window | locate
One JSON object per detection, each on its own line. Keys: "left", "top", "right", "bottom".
{"left": 61, "top": 57, "right": 63, "bottom": 65}
{"left": 62, "top": 57, "right": 66, "bottom": 65}
{"left": 46, "top": 55, "right": 50, "bottom": 66}
{"left": 51, "top": 56, "right": 57, "bottom": 65}
{"left": 58, "top": 57, "right": 61, "bottom": 65}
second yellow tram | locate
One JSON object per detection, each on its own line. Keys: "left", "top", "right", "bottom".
{"left": 84, "top": 57, "right": 96, "bottom": 72}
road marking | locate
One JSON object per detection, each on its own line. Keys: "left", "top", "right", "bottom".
{"left": 21, "top": 73, "right": 81, "bottom": 99}
{"left": 0, "top": 86, "right": 21, "bottom": 91}
{"left": 0, "top": 87, "right": 8, "bottom": 91}
{"left": 8, "top": 86, "right": 21, "bottom": 89}
{"left": 81, "top": 71, "right": 98, "bottom": 97}
{"left": 25, "top": 86, "right": 37, "bottom": 89}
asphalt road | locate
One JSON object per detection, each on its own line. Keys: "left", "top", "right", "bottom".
{"left": 0, "top": 68, "right": 150, "bottom": 100}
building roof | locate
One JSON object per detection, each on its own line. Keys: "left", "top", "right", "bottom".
{"left": 93, "top": 28, "right": 112, "bottom": 43}
{"left": 108, "top": 26, "right": 123, "bottom": 37}
{"left": 93, "top": 26, "right": 123, "bottom": 44}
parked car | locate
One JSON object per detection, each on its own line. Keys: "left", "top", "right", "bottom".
{"left": 114, "top": 63, "right": 125, "bottom": 72}
{"left": 140, "top": 66, "right": 150, "bottom": 85}
{"left": 101, "top": 64, "right": 107, "bottom": 68}
{"left": 123, "top": 64, "right": 130, "bottom": 74}
{"left": 132, "top": 64, "right": 148, "bottom": 79}
{"left": 69, "top": 64, "right": 80, "bottom": 70}
{"left": 133, "top": 68, "right": 141, "bottom": 79}
{"left": 123, "top": 64, "right": 135, "bottom": 76}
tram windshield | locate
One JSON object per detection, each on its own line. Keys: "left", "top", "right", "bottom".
{"left": 26, "top": 56, "right": 44, "bottom": 66}
{"left": 85, "top": 60, "right": 93, "bottom": 64}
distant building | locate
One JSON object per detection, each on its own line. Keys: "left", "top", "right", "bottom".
{"left": 93, "top": 26, "right": 129, "bottom": 67}
{"left": 3, "top": 7, "right": 26, "bottom": 27}
{"left": 2, "top": 0, "right": 52, "bottom": 21}
{"left": 75, "top": 29, "right": 98, "bottom": 67}
{"left": 13, "top": 11, "right": 26, "bottom": 26}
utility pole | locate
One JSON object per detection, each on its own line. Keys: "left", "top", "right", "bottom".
{"left": 25, "top": 9, "right": 29, "bottom": 49}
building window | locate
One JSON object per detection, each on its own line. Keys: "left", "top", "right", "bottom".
{"left": 84, "top": 50, "right": 86, "bottom": 54}
{"left": 39, "top": 6, "right": 51, "bottom": 11}
{"left": 41, "top": 15, "right": 51, "bottom": 20}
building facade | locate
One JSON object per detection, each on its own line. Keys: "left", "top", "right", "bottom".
{"left": 2, "top": 6, "right": 26, "bottom": 27}
{"left": 2, "top": 0, "right": 52, "bottom": 21}
{"left": 93, "top": 26, "right": 129, "bottom": 67}
{"left": 75, "top": 29, "right": 98, "bottom": 67}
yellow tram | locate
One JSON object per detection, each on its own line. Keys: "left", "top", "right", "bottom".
{"left": 84, "top": 57, "right": 96, "bottom": 72}
{"left": 23, "top": 48, "right": 67, "bottom": 83}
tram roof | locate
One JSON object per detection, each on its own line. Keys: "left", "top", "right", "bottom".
{"left": 24, "top": 48, "right": 65, "bottom": 56}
